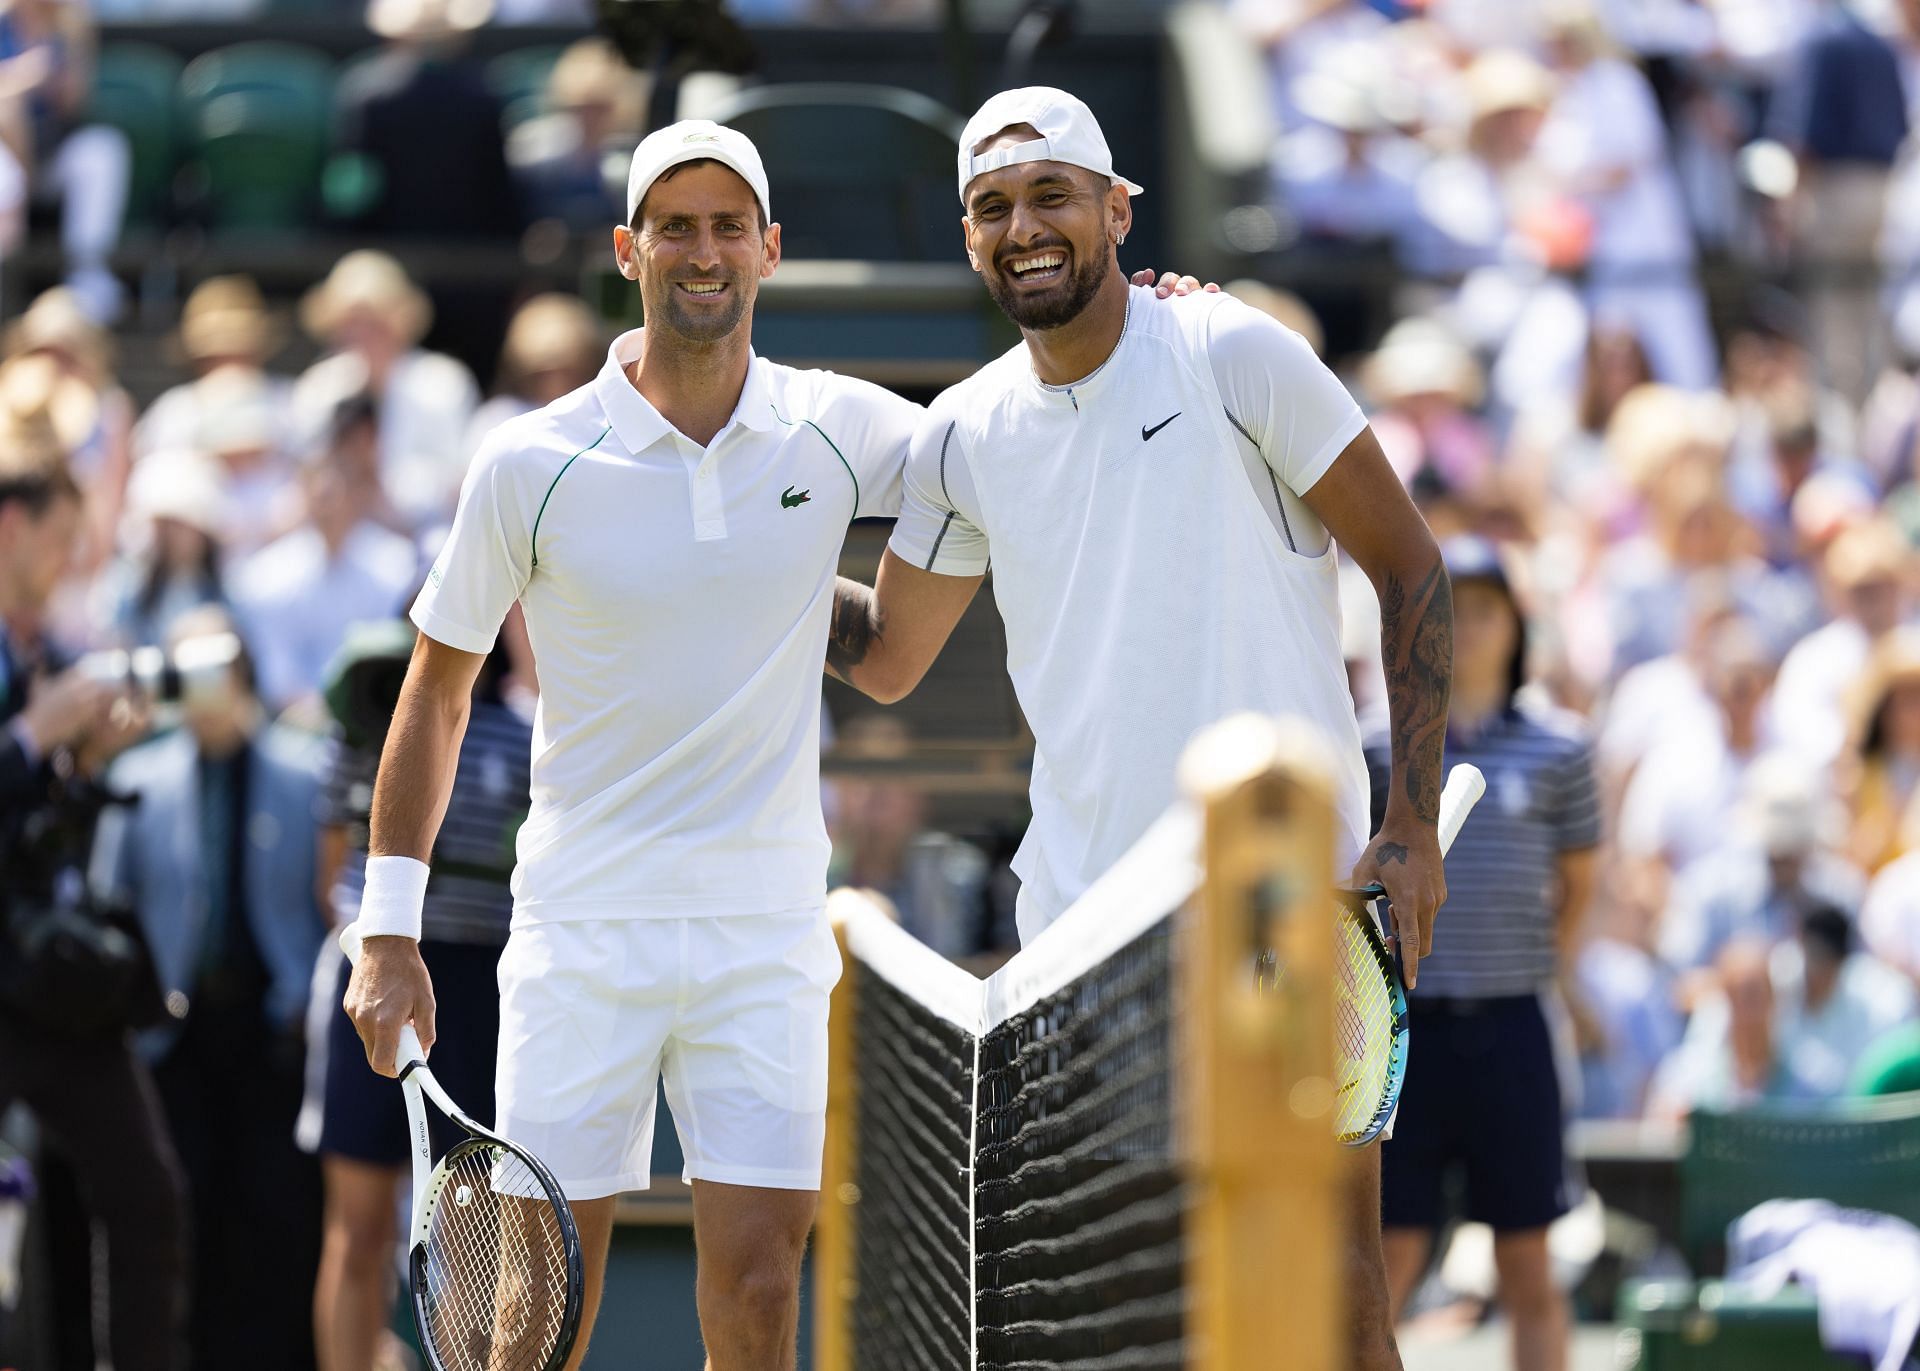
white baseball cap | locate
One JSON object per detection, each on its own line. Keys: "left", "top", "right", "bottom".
{"left": 957, "top": 87, "right": 1144, "bottom": 207}
{"left": 625, "top": 120, "right": 771, "bottom": 226}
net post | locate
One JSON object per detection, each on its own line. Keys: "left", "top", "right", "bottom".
{"left": 815, "top": 890, "right": 865, "bottom": 1371}
{"left": 1179, "top": 714, "right": 1343, "bottom": 1371}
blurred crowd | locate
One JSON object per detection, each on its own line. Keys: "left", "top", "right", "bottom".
{"left": 1230, "top": 0, "right": 1920, "bottom": 1125}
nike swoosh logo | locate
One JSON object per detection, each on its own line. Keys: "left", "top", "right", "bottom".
{"left": 781, "top": 485, "right": 811, "bottom": 508}
{"left": 1142, "top": 413, "right": 1180, "bottom": 441}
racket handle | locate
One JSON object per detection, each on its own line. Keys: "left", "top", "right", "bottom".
{"left": 397, "top": 1023, "right": 427, "bottom": 1069}
{"left": 1436, "top": 764, "right": 1486, "bottom": 856}
{"left": 338, "top": 922, "right": 364, "bottom": 965}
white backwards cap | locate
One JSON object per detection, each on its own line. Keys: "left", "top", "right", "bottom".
{"left": 956, "top": 86, "right": 1144, "bottom": 206}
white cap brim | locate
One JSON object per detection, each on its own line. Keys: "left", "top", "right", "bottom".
{"left": 625, "top": 121, "right": 772, "bottom": 226}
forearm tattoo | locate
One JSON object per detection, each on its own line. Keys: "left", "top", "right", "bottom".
{"left": 826, "top": 577, "right": 880, "bottom": 684}
{"left": 1378, "top": 558, "right": 1452, "bottom": 824}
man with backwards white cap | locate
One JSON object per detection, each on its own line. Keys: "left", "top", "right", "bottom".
{"left": 825, "top": 88, "right": 1454, "bottom": 1370}
{"left": 338, "top": 117, "right": 1203, "bottom": 1368}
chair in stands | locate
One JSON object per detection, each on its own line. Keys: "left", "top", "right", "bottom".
{"left": 88, "top": 43, "right": 184, "bottom": 233}
{"left": 177, "top": 42, "right": 335, "bottom": 235}
{"left": 1619, "top": 1096, "right": 1920, "bottom": 1369}
{"left": 700, "top": 83, "right": 962, "bottom": 262}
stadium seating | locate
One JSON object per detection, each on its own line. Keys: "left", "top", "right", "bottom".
{"left": 177, "top": 42, "right": 335, "bottom": 234}
{"left": 485, "top": 45, "right": 565, "bottom": 131}
{"left": 88, "top": 43, "right": 184, "bottom": 231}
{"left": 701, "top": 83, "right": 962, "bottom": 262}
{"left": 1618, "top": 1097, "right": 1920, "bottom": 1369}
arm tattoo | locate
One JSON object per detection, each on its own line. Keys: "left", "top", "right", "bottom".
{"left": 1378, "top": 558, "right": 1451, "bottom": 824}
{"left": 1376, "top": 842, "right": 1409, "bottom": 866}
{"left": 826, "top": 577, "right": 880, "bottom": 684}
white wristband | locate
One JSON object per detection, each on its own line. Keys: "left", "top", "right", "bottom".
{"left": 356, "top": 854, "right": 430, "bottom": 942}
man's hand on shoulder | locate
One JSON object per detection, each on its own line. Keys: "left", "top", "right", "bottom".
{"left": 1128, "top": 268, "right": 1221, "bottom": 298}
{"left": 1350, "top": 816, "right": 1447, "bottom": 990}
{"left": 343, "top": 934, "right": 436, "bottom": 1078}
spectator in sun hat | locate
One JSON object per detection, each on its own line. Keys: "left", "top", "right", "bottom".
{"left": 91, "top": 449, "right": 230, "bottom": 650}
{"left": 463, "top": 292, "right": 606, "bottom": 459}
{"left": 291, "top": 250, "right": 480, "bottom": 531}
{"left": 1360, "top": 315, "right": 1495, "bottom": 496}
{"left": 508, "top": 37, "right": 647, "bottom": 234}
{"left": 135, "top": 276, "right": 296, "bottom": 462}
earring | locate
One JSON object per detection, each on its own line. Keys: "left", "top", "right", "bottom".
{"left": 1116, "top": 232, "right": 1127, "bottom": 247}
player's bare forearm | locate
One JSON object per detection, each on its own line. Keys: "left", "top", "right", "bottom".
{"left": 825, "top": 576, "right": 883, "bottom": 689}
{"left": 825, "top": 553, "right": 983, "bottom": 704}
{"left": 1377, "top": 555, "right": 1452, "bottom": 827}
{"left": 368, "top": 633, "right": 483, "bottom": 863}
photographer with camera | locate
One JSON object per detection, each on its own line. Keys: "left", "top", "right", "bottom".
{"left": 0, "top": 415, "right": 186, "bottom": 1371}
{"left": 90, "top": 603, "right": 330, "bottom": 1371}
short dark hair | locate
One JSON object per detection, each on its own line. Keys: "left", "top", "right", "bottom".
{"left": 0, "top": 442, "right": 79, "bottom": 517}
{"left": 632, "top": 158, "right": 769, "bottom": 234}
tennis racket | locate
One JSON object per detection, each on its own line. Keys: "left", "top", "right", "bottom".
{"left": 1332, "top": 763, "right": 1486, "bottom": 1146}
{"left": 339, "top": 924, "right": 584, "bottom": 1371}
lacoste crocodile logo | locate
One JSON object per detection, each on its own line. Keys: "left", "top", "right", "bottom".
{"left": 781, "top": 485, "right": 811, "bottom": 508}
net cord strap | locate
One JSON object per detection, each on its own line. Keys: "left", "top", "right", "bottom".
{"left": 968, "top": 1030, "right": 981, "bottom": 1367}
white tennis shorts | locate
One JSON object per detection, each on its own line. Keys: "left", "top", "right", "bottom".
{"left": 493, "top": 906, "right": 839, "bottom": 1200}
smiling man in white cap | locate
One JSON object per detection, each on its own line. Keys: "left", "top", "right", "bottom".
{"left": 339, "top": 110, "right": 1209, "bottom": 1368}
{"left": 335, "top": 119, "right": 920, "bottom": 1370}
{"left": 823, "top": 86, "right": 1453, "bottom": 1370}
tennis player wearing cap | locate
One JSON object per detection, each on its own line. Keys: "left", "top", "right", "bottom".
{"left": 340, "top": 118, "right": 1204, "bottom": 1369}
{"left": 825, "top": 88, "right": 1453, "bottom": 1370}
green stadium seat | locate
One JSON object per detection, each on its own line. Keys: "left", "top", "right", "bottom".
{"left": 177, "top": 42, "right": 335, "bottom": 235}
{"left": 485, "top": 46, "right": 565, "bottom": 132}
{"left": 1620, "top": 1098, "right": 1920, "bottom": 1369}
{"left": 701, "top": 84, "right": 963, "bottom": 261}
{"left": 88, "top": 43, "right": 183, "bottom": 231}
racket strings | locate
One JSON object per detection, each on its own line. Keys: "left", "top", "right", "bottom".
{"left": 418, "top": 1143, "right": 572, "bottom": 1370}
{"left": 1332, "top": 909, "right": 1400, "bottom": 1143}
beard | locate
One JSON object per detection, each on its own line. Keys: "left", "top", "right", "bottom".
{"left": 981, "top": 239, "right": 1109, "bottom": 332}
{"left": 649, "top": 275, "right": 751, "bottom": 343}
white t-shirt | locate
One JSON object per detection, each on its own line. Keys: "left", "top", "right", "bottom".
{"left": 294, "top": 349, "right": 481, "bottom": 529}
{"left": 413, "top": 330, "right": 915, "bottom": 924}
{"left": 889, "top": 287, "right": 1372, "bottom": 940}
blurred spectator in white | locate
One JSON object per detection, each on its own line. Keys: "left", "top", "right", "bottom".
{"left": 334, "top": 0, "right": 518, "bottom": 243}
{"left": 229, "top": 395, "right": 418, "bottom": 715}
{"left": 508, "top": 38, "right": 646, "bottom": 235}
{"left": 1722, "top": 289, "right": 1859, "bottom": 488}
{"left": 1618, "top": 615, "right": 1777, "bottom": 883}
{"left": 3, "top": 285, "right": 131, "bottom": 574}
{"left": 190, "top": 370, "right": 303, "bottom": 560}
{"left": 1537, "top": 5, "right": 1718, "bottom": 390}
{"left": 0, "top": 0, "right": 128, "bottom": 321}
{"left": 1766, "top": 0, "right": 1910, "bottom": 402}
{"left": 1596, "top": 406, "right": 1760, "bottom": 672}
{"left": 1229, "top": 0, "right": 1391, "bottom": 133}
{"left": 1658, "top": 752, "right": 1865, "bottom": 991}
{"left": 1573, "top": 914, "right": 1685, "bottom": 1117}
{"left": 1843, "top": 627, "right": 1920, "bottom": 872}
{"left": 1360, "top": 316, "right": 1496, "bottom": 494}
{"left": 1769, "top": 518, "right": 1912, "bottom": 767}
{"left": 1404, "top": 49, "right": 1557, "bottom": 280}
{"left": 1859, "top": 790, "right": 1920, "bottom": 981}
{"left": 465, "top": 292, "right": 603, "bottom": 457}
{"left": 1274, "top": 43, "right": 1423, "bottom": 251}
{"left": 1769, "top": 904, "right": 1918, "bottom": 1096}
{"left": 292, "top": 251, "right": 479, "bottom": 531}
{"left": 826, "top": 715, "right": 988, "bottom": 959}
{"left": 134, "top": 276, "right": 296, "bottom": 462}
{"left": 91, "top": 450, "right": 228, "bottom": 649}
{"left": 1728, "top": 383, "right": 1862, "bottom": 568}
{"left": 1595, "top": 574, "right": 1741, "bottom": 795}
{"left": 1648, "top": 939, "right": 1787, "bottom": 1116}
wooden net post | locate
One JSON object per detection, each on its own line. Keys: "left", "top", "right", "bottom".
{"left": 1179, "top": 714, "right": 1343, "bottom": 1371}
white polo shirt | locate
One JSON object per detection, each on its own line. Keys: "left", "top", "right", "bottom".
{"left": 889, "top": 286, "right": 1373, "bottom": 940}
{"left": 414, "top": 329, "right": 916, "bottom": 923}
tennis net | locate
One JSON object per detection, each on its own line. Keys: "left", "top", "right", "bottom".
{"left": 837, "top": 807, "right": 1203, "bottom": 1371}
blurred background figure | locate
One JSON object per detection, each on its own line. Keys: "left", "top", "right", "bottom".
{"left": 134, "top": 275, "right": 294, "bottom": 461}
{"left": 0, "top": 0, "right": 128, "bottom": 321}
{"left": 465, "top": 290, "right": 604, "bottom": 456}
{"left": 90, "top": 605, "right": 327, "bottom": 1371}
{"left": 507, "top": 36, "right": 647, "bottom": 235}
{"left": 229, "top": 394, "right": 418, "bottom": 716}
{"left": 1842, "top": 628, "right": 1920, "bottom": 874}
{"left": 90, "top": 447, "right": 227, "bottom": 648}
{"left": 292, "top": 251, "right": 479, "bottom": 532}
